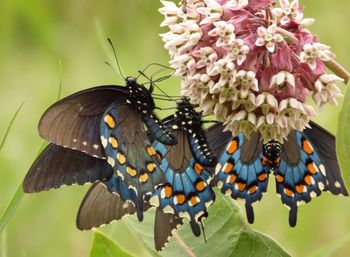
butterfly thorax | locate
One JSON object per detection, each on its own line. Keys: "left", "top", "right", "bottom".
{"left": 171, "top": 99, "right": 217, "bottom": 167}
{"left": 125, "top": 77, "right": 155, "bottom": 113}
{"left": 262, "top": 140, "right": 281, "bottom": 166}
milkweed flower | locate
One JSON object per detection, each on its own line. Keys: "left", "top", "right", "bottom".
{"left": 160, "top": 0, "right": 343, "bottom": 142}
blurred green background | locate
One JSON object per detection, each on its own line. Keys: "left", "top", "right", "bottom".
{"left": 0, "top": 0, "right": 349, "bottom": 256}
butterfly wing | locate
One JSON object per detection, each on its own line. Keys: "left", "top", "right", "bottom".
{"left": 100, "top": 101, "right": 165, "bottom": 220}
{"left": 39, "top": 86, "right": 126, "bottom": 158}
{"left": 76, "top": 182, "right": 136, "bottom": 230}
{"left": 208, "top": 123, "right": 270, "bottom": 223}
{"left": 23, "top": 144, "right": 113, "bottom": 193}
{"left": 154, "top": 207, "right": 183, "bottom": 251}
{"left": 151, "top": 130, "right": 214, "bottom": 236}
{"left": 277, "top": 126, "right": 348, "bottom": 227}
{"left": 304, "top": 121, "right": 348, "bottom": 195}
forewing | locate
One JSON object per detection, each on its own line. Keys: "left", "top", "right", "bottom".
{"left": 304, "top": 121, "right": 348, "bottom": 195}
{"left": 23, "top": 144, "right": 113, "bottom": 193}
{"left": 39, "top": 86, "right": 126, "bottom": 158}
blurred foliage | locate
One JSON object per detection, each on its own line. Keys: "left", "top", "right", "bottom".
{"left": 0, "top": 0, "right": 349, "bottom": 257}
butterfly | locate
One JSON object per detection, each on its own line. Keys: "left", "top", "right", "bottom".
{"left": 207, "top": 121, "right": 349, "bottom": 226}
{"left": 149, "top": 98, "right": 217, "bottom": 249}
{"left": 24, "top": 76, "right": 177, "bottom": 217}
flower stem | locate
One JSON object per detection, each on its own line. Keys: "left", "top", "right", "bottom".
{"left": 324, "top": 59, "right": 350, "bottom": 84}
{"left": 277, "top": 27, "right": 350, "bottom": 84}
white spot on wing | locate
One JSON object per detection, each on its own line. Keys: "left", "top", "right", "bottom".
{"left": 93, "top": 144, "right": 99, "bottom": 149}
{"left": 319, "top": 164, "right": 326, "bottom": 176}
{"left": 335, "top": 181, "right": 341, "bottom": 188}
{"left": 101, "top": 136, "right": 108, "bottom": 148}
{"left": 107, "top": 157, "right": 115, "bottom": 167}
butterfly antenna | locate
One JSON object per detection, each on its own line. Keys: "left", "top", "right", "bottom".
{"left": 107, "top": 38, "right": 125, "bottom": 80}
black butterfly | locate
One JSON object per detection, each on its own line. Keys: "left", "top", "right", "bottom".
{"left": 207, "top": 121, "right": 349, "bottom": 226}
{"left": 149, "top": 98, "right": 217, "bottom": 249}
{"left": 24, "top": 77, "right": 177, "bottom": 214}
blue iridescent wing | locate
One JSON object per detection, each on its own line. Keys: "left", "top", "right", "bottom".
{"left": 207, "top": 123, "right": 270, "bottom": 223}
{"left": 77, "top": 182, "right": 138, "bottom": 230}
{"left": 276, "top": 127, "right": 347, "bottom": 227}
{"left": 39, "top": 86, "right": 127, "bottom": 158}
{"left": 23, "top": 144, "right": 113, "bottom": 193}
{"left": 100, "top": 101, "right": 165, "bottom": 220}
{"left": 151, "top": 130, "right": 214, "bottom": 236}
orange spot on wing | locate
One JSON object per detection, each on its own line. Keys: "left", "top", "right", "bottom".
{"left": 237, "top": 182, "right": 246, "bottom": 192}
{"left": 164, "top": 185, "right": 173, "bottom": 198}
{"left": 109, "top": 137, "right": 119, "bottom": 149}
{"left": 258, "top": 173, "right": 267, "bottom": 181}
{"left": 139, "top": 173, "right": 149, "bottom": 183}
{"left": 226, "top": 139, "right": 238, "bottom": 154}
{"left": 147, "top": 163, "right": 156, "bottom": 173}
{"left": 302, "top": 139, "right": 314, "bottom": 155}
{"left": 276, "top": 175, "right": 284, "bottom": 183}
{"left": 304, "top": 175, "right": 314, "bottom": 186}
{"left": 248, "top": 185, "right": 257, "bottom": 194}
{"left": 284, "top": 188, "right": 294, "bottom": 197}
{"left": 223, "top": 162, "right": 234, "bottom": 174}
{"left": 127, "top": 166, "right": 137, "bottom": 177}
{"left": 296, "top": 184, "right": 306, "bottom": 194}
{"left": 307, "top": 162, "right": 318, "bottom": 174}
{"left": 189, "top": 196, "right": 199, "bottom": 206}
{"left": 228, "top": 174, "right": 237, "bottom": 185}
{"left": 147, "top": 146, "right": 156, "bottom": 156}
{"left": 175, "top": 194, "right": 186, "bottom": 205}
{"left": 194, "top": 163, "right": 204, "bottom": 175}
{"left": 195, "top": 181, "right": 206, "bottom": 192}
{"left": 117, "top": 153, "right": 126, "bottom": 165}
{"left": 104, "top": 114, "right": 116, "bottom": 129}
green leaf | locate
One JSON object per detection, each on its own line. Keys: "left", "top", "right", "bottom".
{"left": 90, "top": 231, "right": 135, "bottom": 257}
{"left": 337, "top": 84, "right": 350, "bottom": 190}
{"left": 127, "top": 189, "right": 291, "bottom": 257}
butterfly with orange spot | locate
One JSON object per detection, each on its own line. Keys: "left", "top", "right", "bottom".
{"left": 208, "top": 121, "right": 348, "bottom": 227}
{"left": 149, "top": 98, "right": 217, "bottom": 250}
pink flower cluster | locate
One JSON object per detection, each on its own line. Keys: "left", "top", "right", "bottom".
{"left": 159, "top": 0, "right": 343, "bottom": 142}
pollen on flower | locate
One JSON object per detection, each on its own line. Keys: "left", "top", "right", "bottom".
{"left": 160, "top": 0, "right": 343, "bottom": 142}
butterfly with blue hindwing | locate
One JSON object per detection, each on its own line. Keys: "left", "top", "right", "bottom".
{"left": 23, "top": 73, "right": 178, "bottom": 222}
{"left": 207, "top": 122, "right": 348, "bottom": 227}
{"left": 149, "top": 98, "right": 217, "bottom": 250}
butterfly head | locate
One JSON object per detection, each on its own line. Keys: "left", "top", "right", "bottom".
{"left": 125, "top": 77, "right": 155, "bottom": 111}
{"left": 173, "top": 98, "right": 202, "bottom": 131}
